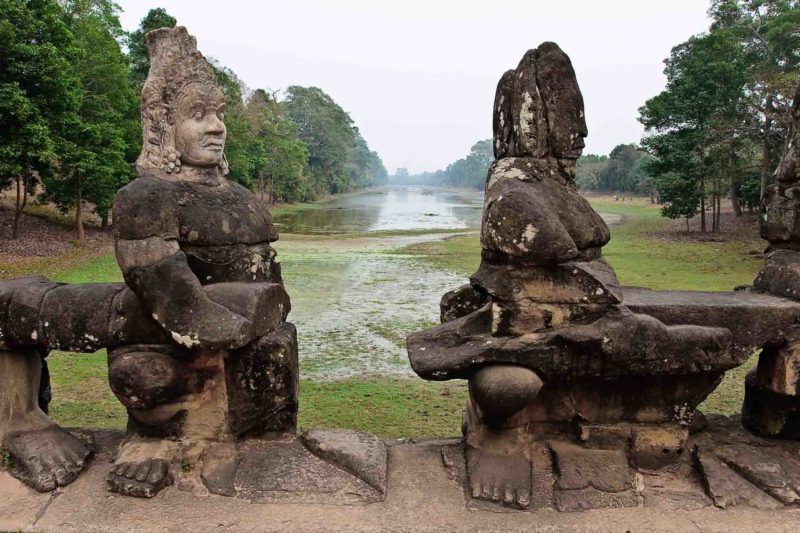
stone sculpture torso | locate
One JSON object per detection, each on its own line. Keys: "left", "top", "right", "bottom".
{"left": 114, "top": 174, "right": 281, "bottom": 285}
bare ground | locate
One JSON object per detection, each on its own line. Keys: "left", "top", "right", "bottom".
{"left": 0, "top": 205, "right": 112, "bottom": 280}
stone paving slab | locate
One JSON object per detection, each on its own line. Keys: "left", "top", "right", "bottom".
{"left": 2, "top": 430, "right": 800, "bottom": 532}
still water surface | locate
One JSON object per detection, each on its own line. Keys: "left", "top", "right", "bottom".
{"left": 273, "top": 187, "right": 483, "bottom": 234}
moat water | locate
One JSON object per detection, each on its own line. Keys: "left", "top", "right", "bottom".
{"left": 274, "top": 187, "right": 484, "bottom": 379}
{"left": 273, "top": 186, "right": 617, "bottom": 379}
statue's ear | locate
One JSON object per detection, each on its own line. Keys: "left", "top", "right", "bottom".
{"left": 219, "top": 153, "right": 230, "bottom": 176}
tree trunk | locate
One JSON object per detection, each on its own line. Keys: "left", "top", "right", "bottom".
{"left": 711, "top": 184, "right": 717, "bottom": 234}
{"left": 730, "top": 176, "right": 742, "bottom": 216}
{"left": 12, "top": 176, "right": 27, "bottom": 239}
{"left": 76, "top": 181, "right": 85, "bottom": 241}
{"left": 101, "top": 212, "right": 109, "bottom": 230}
{"left": 760, "top": 93, "right": 774, "bottom": 200}
{"left": 700, "top": 177, "right": 706, "bottom": 234}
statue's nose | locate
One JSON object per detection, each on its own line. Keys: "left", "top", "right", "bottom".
{"left": 206, "top": 115, "right": 225, "bottom": 134}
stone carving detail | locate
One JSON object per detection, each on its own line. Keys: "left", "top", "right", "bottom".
{"left": 407, "top": 43, "right": 751, "bottom": 510}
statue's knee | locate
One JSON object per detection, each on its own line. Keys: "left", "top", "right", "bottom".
{"left": 469, "top": 365, "right": 543, "bottom": 423}
{"left": 108, "top": 350, "right": 189, "bottom": 410}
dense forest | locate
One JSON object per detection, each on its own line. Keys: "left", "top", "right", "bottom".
{"left": 0, "top": 0, "right": 387, "bottom": 240}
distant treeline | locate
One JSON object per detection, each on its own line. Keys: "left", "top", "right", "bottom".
{"left": 0, "top": 1, "right": 387, "bottom": 240}
{"left": 391, "top": 140, "right": 493, "bottom": 189}
{"left": 390, "top": 140, "right": 658, "bottom": 198}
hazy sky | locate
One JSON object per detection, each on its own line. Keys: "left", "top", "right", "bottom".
{"left": 116, "top": 1, "right": 712, "bottom": 174}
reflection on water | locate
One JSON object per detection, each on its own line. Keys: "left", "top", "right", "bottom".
{"left": 273, "top": 186, "right": 484, "bottom": 234}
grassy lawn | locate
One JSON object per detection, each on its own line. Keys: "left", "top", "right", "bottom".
{"left": 17, "top": 195, "right": 766, "bottom": 435}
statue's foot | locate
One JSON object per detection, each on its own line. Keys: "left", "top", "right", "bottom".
{"left": 465, "top": 432, "right": 532, "bottom": 509}
{"left": 3, "top": 426, "right": 93, "bottom": 492}
{"left": 107, "top": 438, "right": 175, "bottom": 498}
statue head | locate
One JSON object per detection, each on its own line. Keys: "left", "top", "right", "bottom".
{"left": 136, "top": 27, "right": 229, "bottom": 176}
{"left": 493, "top": 42, "right": 587, "bottom": 161}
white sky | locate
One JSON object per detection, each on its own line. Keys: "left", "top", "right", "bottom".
{"left": 116, "top": 0, "right": 712, "bottom": 174}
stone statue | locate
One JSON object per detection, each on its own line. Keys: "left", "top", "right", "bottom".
{"left": 104, "top": 26, "right": 297, "bottom": 497}
{"left": 0, "top": 27, "right": 298, "bottom": 497}
{"left": 745, "top": 78, "right": 800, "bottom": 438}
{"left": 407, "top": 43, "right": 741, "bottom": 509}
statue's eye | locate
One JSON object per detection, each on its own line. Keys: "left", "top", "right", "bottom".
{"left": 217, "top": 111, "right": 225, "bottom": 120}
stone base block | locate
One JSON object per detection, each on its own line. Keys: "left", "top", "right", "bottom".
{"left": 742, "top": 371, "right": 800, "bottom": 439}
{"left": 575, "top": 422, "right": 688, "bottom": 470}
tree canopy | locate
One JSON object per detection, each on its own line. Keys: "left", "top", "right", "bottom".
{"left": 639, "top": 0, "right": 800, "bottom": 232}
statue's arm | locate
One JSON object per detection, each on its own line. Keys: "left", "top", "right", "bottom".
{"left": 113, "top": 182, "right": 252, "bottom": 349}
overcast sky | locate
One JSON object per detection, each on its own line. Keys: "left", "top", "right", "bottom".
{"left": 116, "top": 1, "right": 712, "bottom": 174}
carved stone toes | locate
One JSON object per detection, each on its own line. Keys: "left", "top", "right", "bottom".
{"left": 465, "top": 445, "right": 532, "bottom": 509}
{"left": 107, "top": 459, "right": 171, "bottom": 498}
{"left": 4, "top": 427, "right": 93, "bottom": 492}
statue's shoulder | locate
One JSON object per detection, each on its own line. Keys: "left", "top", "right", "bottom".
{"left": 113, "top": 174, "right": 180, "bottom": 240}
{"left": 222, "top": 179, "right": 259, "bottom": 199}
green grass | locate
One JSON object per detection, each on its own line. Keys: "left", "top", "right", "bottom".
{"left": 397, "top": 234, "right": 481, "bottom": 278}
{"left": 591, "top": 199, "right": 763, "bottom": 291}
{"left": 299, "top": 379, "right": 467, "bottom": 437}
{"left": 51, "top": 254, "right": 122, "bottom": 283}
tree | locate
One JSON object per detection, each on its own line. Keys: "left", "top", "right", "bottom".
{"left": 39, "top": 0, "right": 134, "bottom": 238}
{"left": 598, "top": 144, "right": 645, "bottom": 191}
{"left": 245, "top": 89, "right": 310, "bottom": 202}
{"left": 0, "top": 0, "right": 82, "bottom": 238}
{"left": 211, "top": 63, "right": 263, "bottom": 190}
{"left": 710, "top": 0, "right": 800, "bottom": 197}
{"left": 575, "top": 154, "right": 608, "bottom": 190}
{"left": 285, "top": 86, "right": 385, "bottom": 197}
{"left": 655, "top": 172, "right": 702, "bottom": 231}
{"left": 639, "top": 29, "right": 748, "bottom": 233}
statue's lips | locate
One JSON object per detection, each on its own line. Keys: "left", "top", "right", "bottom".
{"left": 203, "top": 142, "right": 224, "bottom": 151}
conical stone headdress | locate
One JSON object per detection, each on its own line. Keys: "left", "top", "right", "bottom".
{"left": 136, "top": 26, "right": 227, "bottom": 175}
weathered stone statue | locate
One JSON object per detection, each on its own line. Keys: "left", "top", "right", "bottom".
{"left": 104, "top": 26, "right": 298, "bottom": 497}
{"left": 0, "top": 26, "right": 298, "bottom": 497}
{"left": 407, "top": 43, "right": 744, "bottom": 509}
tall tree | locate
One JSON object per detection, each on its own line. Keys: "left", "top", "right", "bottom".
{"left": 285, "top": 86, "right": 385, "bottom": 196}
{"left": 246, "top": 89, "right": 310, "bottom": 202}
{"left": 0, "top": 0, "right": 82, "bottom": 238}
{"left": 40, "top": 0, "right": 134, "bottom": 238}
{"left": 639, "top": 30, "right": 748, "bottom": 232}
{"left": 710, "top": 0, "right": 800, "bottom": 197}
{"left": 211, "top": 63, "right": 263, "bottom": 189}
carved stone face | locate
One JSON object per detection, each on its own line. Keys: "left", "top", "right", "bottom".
{"left": 174, "top": 83, "right": 226, "bottom": 168}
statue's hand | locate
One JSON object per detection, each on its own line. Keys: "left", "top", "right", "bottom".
{"left": 169, "top": 301, "right": 254, "bottom": 350}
